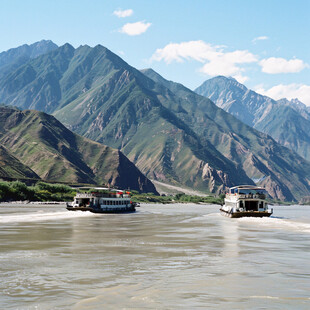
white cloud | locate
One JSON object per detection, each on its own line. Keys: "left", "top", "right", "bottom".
{"left": 256, "top": 84, "right": 310, "bottom": 106}
{"left": 260, "top": 57, "right": 307, "bottom": 74}
{"left": 151, "top": 40, "right": 221, "bottom": 63}
{"left": 120, "top": 21, "right": 151, "bottom": 36}
{"left": 113, "top": 9, "right": 133, "bottom": 18}
{"left": 252, "top": 36, "right": 269, "bottom": 43}
{"left": 232, "top": 75, "right": 249, "bottom": 84}
{"left": 151, "top": 40, "right": 257, "bottom": 79}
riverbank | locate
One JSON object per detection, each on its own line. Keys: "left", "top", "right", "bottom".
{"left": 131, "top": 192, "right": 224, "bottom": 205}
{"left": 0, "top": 180, "right": 224, "bottom": 205}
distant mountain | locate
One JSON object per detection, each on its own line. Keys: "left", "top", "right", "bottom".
{"left": 0, "top": 106, "right": 157, "bottom": 193}
{"left": 0, "top": 42, "right": 310, "bottom": 200}
{"left": 277, "top": 98, "right": 310, "bottom": 121}
{"left": 195, "top": 76, "right": 310, "bottom": 161}
{"left": 0, "top": 40, "right": 58, "bottom": 79}
{"left": 195, "top": 76, "right": 274, "bottom": 127}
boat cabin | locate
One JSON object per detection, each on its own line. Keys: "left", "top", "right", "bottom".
{"left": 72, "top": 188, "right": 131, "bottom": 208}
{"left": 221, "top": 185, "right": 272, "bottom": 218}
{"left": 67, "top": 187, "right": 137, "bottom": 213}
{"left": 226, "top": 185, "right": 268, "bottom": 212}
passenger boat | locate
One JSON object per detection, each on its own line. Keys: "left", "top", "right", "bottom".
{"left": 220, "top": 185, "right": 273, "bottom": 218}
{"left": 66, "top": 188, "right": 139, "bottom": 213}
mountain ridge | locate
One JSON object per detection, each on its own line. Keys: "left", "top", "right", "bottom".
{"left": 195, "top": 76, "right": 310, "bottom": 161}
{"left": 0, "top": 41, "right": 309, "bottom": 200}
{"left": 0, "top": 106, "right": 157, "bottom": 193}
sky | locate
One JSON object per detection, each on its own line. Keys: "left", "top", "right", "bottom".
{"left": 1, "top": 0, "right": 309, "bottom": 105}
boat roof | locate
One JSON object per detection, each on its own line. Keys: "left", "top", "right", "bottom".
{"left": 229, "top": 185, "right": 266, "bottom": 190}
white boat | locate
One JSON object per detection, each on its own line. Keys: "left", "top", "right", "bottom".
{"left": 220, "top": 185, "right": 273, "bottom": 218}
{"left": 66, "top": 188, "right": 139, "bottom": 213}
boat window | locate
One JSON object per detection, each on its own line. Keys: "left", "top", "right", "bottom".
{"left": 238, "top": 189, "right": 267, "bottom": 195}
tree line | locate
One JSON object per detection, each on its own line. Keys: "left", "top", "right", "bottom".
{"left": 0, "top": 181, "right": 75, "bottom": 202}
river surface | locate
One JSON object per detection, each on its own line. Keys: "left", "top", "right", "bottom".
{"left": 1, "top": 203, "right": 310, "bottom": 309}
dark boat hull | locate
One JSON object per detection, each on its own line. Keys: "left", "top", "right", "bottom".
{"left": 220, "top": 208, "right": 272, "bottom": 218}
{"left": 66, "top": 205, "right": 136, "bottom": 213}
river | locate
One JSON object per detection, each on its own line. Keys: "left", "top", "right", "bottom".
{"left": 1, "top": 203, "right": 310, "bottom": 309}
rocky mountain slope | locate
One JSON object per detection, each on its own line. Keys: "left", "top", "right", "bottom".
{"left": 0, "top": 106, "right": 157, "bottom": 193}
{"left": 142, "top": 69, "right": 310, "bottom": 201}
{"left": 195, "top": 76, "right": 310, "bottom": 161}
{"left": 0, "top": 42, "right": 310, "bottom": 200}
{"left": 0, "top": 42, "right": 252, "bottom": 194}
{"left": 277, "top": 98, "right": 310, "bottom": 121}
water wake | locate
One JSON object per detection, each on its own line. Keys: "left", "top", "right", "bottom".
{"left": 238, "top": 217, "right": 310, "bottom": 234}
{"left": 0, "top": 210, "right": 96, "bottom": 224}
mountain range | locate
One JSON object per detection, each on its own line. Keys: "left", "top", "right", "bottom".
{"left": 0, "top": 41, "right": 310, "bottom": 201}
{"left": 0, "top": 106, "right": 157, "bottom": 193}
{"left": 195, "top": 76, "right": 310, "bottom": 161}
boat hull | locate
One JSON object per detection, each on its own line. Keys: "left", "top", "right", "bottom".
{"left": 220, "top": 208, "right": 272, "bottom": 218}
{"left": 66, "top": 206, "right": 136, "bottom": 213}
{"left": 67, "top": 206, "right": 136, "bottom": 214}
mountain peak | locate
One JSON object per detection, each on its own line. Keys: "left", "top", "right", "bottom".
{"left": 212, "top": 75, "right": 248, "bottom": 90}
{"left": 195, "top": 76, "right": 248, "bottom": 99}
{"left": 60, "top": 42, "right": 75, "bottom": 50}
{"left": 0, "top": 40, "right": 58, "bottom": 70}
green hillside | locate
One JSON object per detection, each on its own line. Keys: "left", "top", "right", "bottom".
{"left": 0, "top": 106, "right": 157, "bottom": 193}
{"left": 0, "top": 144, "right": 39, "bottom": 179}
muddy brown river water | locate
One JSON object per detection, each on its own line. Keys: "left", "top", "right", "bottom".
{"left": 1, "top": 203, "right": 310, "bottom": 309}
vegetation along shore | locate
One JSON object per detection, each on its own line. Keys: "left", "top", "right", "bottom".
{"left": 0, "top": 180, "right": 301, "bottom": 206}
{"left": 0, "top": 180, "right": 226, "bottom": 205}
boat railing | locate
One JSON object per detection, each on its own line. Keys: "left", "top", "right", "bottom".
{"left": 227, "top": 193, "right": 266, "bottom": 199}
{"left": 75, "top": 193, "right": 94, "bottom": 198}
{"left": 75, "top": 192, "right": 131, "bottom": 198}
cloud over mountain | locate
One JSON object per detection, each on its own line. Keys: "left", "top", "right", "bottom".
{"left": 151, "top": 40, "right": 257, "bottom": 82}
{"left": 259, "top": 57, "right": 307, "bottom": 74}
{"left": 120, "top": 21, "right": 151, "bottom": 35}
{"left": 256, "top": 83, "right": 310, "bottom": 106}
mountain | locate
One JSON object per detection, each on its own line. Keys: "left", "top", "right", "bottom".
{"left": 0, "top": 42, "right": 310, "bottom": 200}
{"left": 277, "top": 98, "right": 310, "bottom": 121}
{"left": 195, "top": 76, "right": 274, "bottom": 127}
{"left": 0, "top": 43, "right": 252, "bottom": 194}
{"left": 0, "top": 106, "right": 157, "bottom": 193}
{"left": 0, "top": 40, "right": 58, "bottom": 80}
{"left": 195, "top": 76, "right": 310, "bottom": 161}
{"left": 141, "top": 69, "right": 310, "bottom": 201}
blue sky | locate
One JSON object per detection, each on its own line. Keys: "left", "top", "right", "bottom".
{"left": 1, "top": 0, "right": 309, "bottom": 104}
